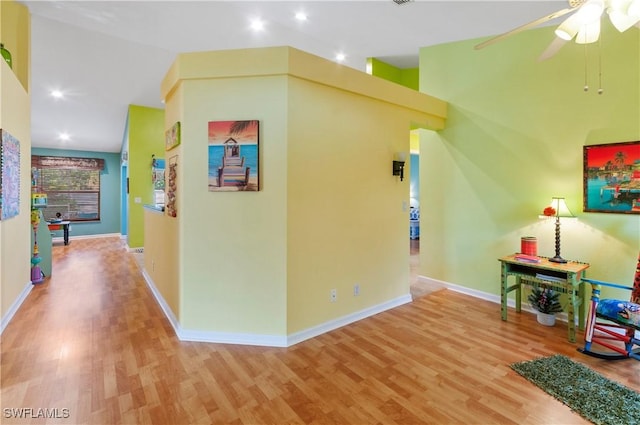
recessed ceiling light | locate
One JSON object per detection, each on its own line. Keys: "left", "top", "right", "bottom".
{"left": 295, "top": 12, "right": 308, "bottom": 21}
{"left": 335, "top": 53, "right": 346, "bottom": 62}
{"left": 50, "top": 89, "right": 64, "bottom": 99}
{"left": 58, "top": 132, "right": 70, "bottom": 141}
{"left": 250, "top": 19, "right": 265, "bottom": 31}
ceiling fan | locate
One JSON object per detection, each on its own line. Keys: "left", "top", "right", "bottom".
{"left": 474, "top": 0, "right": 640, "bottom": 58}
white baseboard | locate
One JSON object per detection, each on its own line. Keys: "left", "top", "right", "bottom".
{"left": 1, "top": 281, "right": 33, "bottom": 334}
{"left": 141, "top": 269, "right": 181, "bottom": 337}
{"left": 417, "top": 275, "right": 571, "bottom": 323}
{"left": 52, "top": 232, "right": 122, "bottom": 244}
{"left": 141, "top": 268, "right": 412, "bottom": 347}
{"left": 286, "top": 294, "right": 412, "bottom": 346}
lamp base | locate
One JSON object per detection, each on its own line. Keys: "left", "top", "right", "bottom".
{"left": 548, "top": 255, "right": 568, "bottom": 264}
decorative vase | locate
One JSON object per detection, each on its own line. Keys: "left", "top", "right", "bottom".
{"left": 537, "top": 312, "right": 556, "bottom": 326}
{"left": 0, "top": 43, "right": 12, "bottom": 69}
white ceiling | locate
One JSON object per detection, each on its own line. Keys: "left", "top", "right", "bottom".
{"left": 21, "top": 0, "right": 572, "bottom": 153}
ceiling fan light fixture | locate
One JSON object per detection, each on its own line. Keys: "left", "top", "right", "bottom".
{"left": 609, "top": 9, "right": 640, "bottom": 31}
{"left": 628, "top": 0, "right": 640, "bottom": 17}
{"left": 576, "top": 0, "right": 605, "bottom": 24}
{"left": 576, "top": 19, "right": 601, "bottom": 43}
{"left": 555, "top": 15, "right": 582, "bottom": 40}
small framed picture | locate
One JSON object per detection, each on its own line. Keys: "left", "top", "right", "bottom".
{"left": 165, "top": 121, "right": 181, "bottom": 151}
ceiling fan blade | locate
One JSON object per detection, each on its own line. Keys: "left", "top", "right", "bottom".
{"left": 537, "top": 37, "right": 568, "bottom": 61}
{"left": 474, "top": 7, "right": 577, "bottom": 50}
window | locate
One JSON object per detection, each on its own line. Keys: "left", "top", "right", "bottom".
{"left": 31, "top": 156, "right": 104, "bottom": 222}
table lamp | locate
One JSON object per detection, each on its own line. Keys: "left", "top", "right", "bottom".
{"left": 543, "top": 197, "right": 575, "bottom": 263}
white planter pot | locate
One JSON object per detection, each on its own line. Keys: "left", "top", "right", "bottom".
{"left": 537, "top": 312, "right": 556, "bottom": 326}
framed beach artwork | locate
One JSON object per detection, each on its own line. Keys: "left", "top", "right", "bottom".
{"left": 207, "top": 120, "right": 259, "bottom": 192}
{"left": 583, "top": 141, "right": 640, "bottom": 214}
{"left": 165, "top": 121, "right": 181, "bottom": 151}
{"left": 0, "top": 129, "right": 21, "bottom": 220}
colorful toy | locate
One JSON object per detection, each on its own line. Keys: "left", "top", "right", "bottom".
{"left": 30, "top": 209, "right": 44, "bottom": 284}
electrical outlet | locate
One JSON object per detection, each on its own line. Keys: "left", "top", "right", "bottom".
{"left": 330, "top": 289, "right": 337, "bottom": 302}
{"left": 353, "top": 284, "right": 360, "bottom": 296}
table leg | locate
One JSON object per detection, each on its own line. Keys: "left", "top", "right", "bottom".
{"left": 515, "top": 276, "right": 522, "bottom": 313}
{"left": 568, "top": 283, "right": 576, "bottom": 343}
{"left": 63, "top": 224, "right": 69, "bottom": 245}
{"left": 578, "top": 277, "right": 585, "bottom": 330}
{"left": 501, "top": 264, "right": 508, "bottom": 321}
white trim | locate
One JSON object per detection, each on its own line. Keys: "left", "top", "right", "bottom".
{"left": 141, "top": 269, "right": 181, "bottom": 337}
{"left": 180, "top": 329, "right": 288, "bottom": 347}
{"left": 142, "top": 266, "right": 413, "bottom": 347}
{"left": 52, "top": 232, "right": 121, "bottom": 244}
{"left": 287, "top": 294, "right": 412, "bottom": 346}
{"left": 1, "top": 281, "right": 33, "bottom": 334}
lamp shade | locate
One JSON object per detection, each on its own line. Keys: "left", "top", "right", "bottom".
{"left": 608, "top": 0, "right": 640, "bottom": 31}
{"left": 555, "top": 14, "right": 582, "bottom": 40}
{"left": 550, "top": 197, "right": 575, "bottom": 218}
{"left": 576, "top": 0, "right": 606, "bottom": 23}
{"left": 576, "top": 19, "right": 601, "bottom": 44}
{"left": 609, "top": 9, "right": 640, "bottom": 31}
{"left": 629, "top": 0, "right": 640, "bottom": 18}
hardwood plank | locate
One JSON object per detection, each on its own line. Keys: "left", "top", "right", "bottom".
{"left": 1, "top": 236, "right": 637, "bottom": 424}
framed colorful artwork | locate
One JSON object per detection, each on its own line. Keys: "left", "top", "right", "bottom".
{"left": 0, "top": 129, "right": 21, "bottom": 220}
{"left": 207, "top": 120, "right": 259, "bottom": 192}
{"left": 583, "top": 141, "right": 640, "bottom": 214}
{"left": 165, "top": 121, "right": 181, "bottom": 151}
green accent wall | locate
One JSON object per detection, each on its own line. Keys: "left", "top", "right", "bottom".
{"left": 418, "top": 23, "right": 640, "bottom": 298}
{"left": 126, "top": 105, "right": 165, "bottom": 248}
{"left": 368, "top": 57, "right": 419, "bottom": 90}
{"left": 32, "top": 148, "right": 121, "bottom": 237}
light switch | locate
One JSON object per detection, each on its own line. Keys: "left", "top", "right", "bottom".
{"left": 134, "top": 197, "right": 142, "bottom": 204}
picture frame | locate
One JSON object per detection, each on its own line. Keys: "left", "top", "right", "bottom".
{"left": 583, "top": 141, "right": 640, "bottom": 214}
{"left": 0, "top": 129, "right": 21, "bottom": 220}
{"left": 207, "top": 120, "right": 259, "bottom": 192}
{"left": 165, "top": 121, "right": 181, "bottom": 151}
{"left": 166, "top": 156, "right": 178, "bottom": 218}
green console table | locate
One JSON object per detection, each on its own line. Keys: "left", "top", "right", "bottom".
{"left": 499, "top": 254, "right": 589, "bottom": 342}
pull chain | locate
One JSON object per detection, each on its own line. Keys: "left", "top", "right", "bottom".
{"left": 583, "top": 43, "right": 589, "bottom": 92}
{"left": 597, "top": 34, "right": 603, "bottom": 95}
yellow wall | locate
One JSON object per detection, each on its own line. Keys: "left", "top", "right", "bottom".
{"left": 0, "top": 0, "right": 30, "bottom": 91}
{"left": 178, "top": 75, "right": 290, "bottom": 334}
{"left": 286, "top": 76, "right": 426, "bottom": 333}
{"left": 157, "top": 46, "right": 447, "bottom": 340}
{"left": 141, "top": 77, "right": 183, "bottom": 321}
{"left": 144, "top": 208, "right": 179, "bottom": 317}
{"left": 0, "top": 1, "right": 31, "bottom": 328}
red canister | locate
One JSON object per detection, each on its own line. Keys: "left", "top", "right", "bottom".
{"left": 521, "top": 236, "right": 537, "bottom": 256}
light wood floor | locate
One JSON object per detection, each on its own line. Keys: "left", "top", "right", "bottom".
{"left": 2, "top": 237, "right": 638, "bottom": 424}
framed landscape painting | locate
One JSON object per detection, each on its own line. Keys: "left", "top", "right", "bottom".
{"left": 583, "top": 141, "right": 640, "bottom": 214}
{"left": 207, "top": 120, "right": 259, "bottom": 192}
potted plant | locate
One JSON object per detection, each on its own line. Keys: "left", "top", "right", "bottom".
{"left": 528, "top": 286, "right": 563, "bottom": 326}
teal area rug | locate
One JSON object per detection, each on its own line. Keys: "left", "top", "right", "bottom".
{"left": 511, "top": 355, "right": 640, "bottom": 425}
